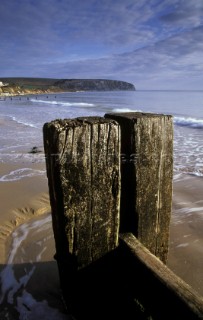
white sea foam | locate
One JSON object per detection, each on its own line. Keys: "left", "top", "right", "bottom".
{"left": 0, "top": 215, "right": 68, "bottom": 319}
{"left": 112, "top": 108, "right": 142, "bottom": 113}
{"left": 191, "top": 171, "right": 203, "bottom": 177}
{"left": 30, "top": 98, "right": 95, "bottom": 107}
{"left": 176, "top": 243, "right": 189, "bottom": 248}
{"left": 0, "top": 144, "right": 30, "bottom": 152}
{"left": 0, "top": 153, "right": 45, "bottom": 164}
{"left": 173, "top": 172, "right": 185, "bottom": 181}
{"left": 174, "top": 167, "right": 203, "bottom": 178}
{"left": 9, "top": 115, "right": 38, "bottom": 128}
{"left": 0, "top": 168, "right": 46, "bottom": 182}
{"left": 36, "top": 247, "right": 47, "bottom": 262}
{"left": 176, "top": 207, "right": 203, "bottom": 214}
{"left": 174, "top": 116, "right": 203, "bottom": 129}
{"left": 0, "top": 217, "right": 50, "bottom": 305}
{"left": 173, "top": 122, "right": 203, "bottom": 179}
{"left": 16, "top": 291, "right": 68, "bottom": 320}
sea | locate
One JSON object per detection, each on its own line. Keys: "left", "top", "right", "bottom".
{"left": 1, "top": 90, "right": 203, "bottom": 178}
{"left": 0, "top": 90, "right": 203, "bottom": 319}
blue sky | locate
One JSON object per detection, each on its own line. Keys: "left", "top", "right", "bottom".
{"left": 0, "top": 0, "right": 203, "bottom": 89}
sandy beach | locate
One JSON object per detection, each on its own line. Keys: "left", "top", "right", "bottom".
{"left": 0, "top": 161, "right": 72, "bottom": 319}
{"left": 1, "top": 160, "right": 203, "bottom": 316}
{"left": 0, "top": 162, "right": 48, "bottom": 261}
{"left": 168, "top": 174, "right": 203, "bottom": 296}
{"left": 0, "top": 90, "right": 203, "bottom": 318}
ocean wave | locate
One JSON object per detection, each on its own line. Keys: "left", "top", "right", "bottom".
{"left": 192, "top": 171, "right": 203, "bottom": 177}
{"left": 174, "top": 167, "right": 203, "bottom": 179}
{"left": 0, "top": 168, "right": 46, "bottom": 182}
{"left": 174, "top": 116, "right": 203, "bottom": 129}
{"left": 0, "top": 144, "right": 30, "bottom": 152}
{"left": 176, "top": 206, "right": 203, "bottom": 214}
{"left": 30, "top": 99, "right": 95, "bottom": 107}
{"left": 103, "top": 112, "right": 203, "bottom": 129}
{"left": 9, "top": 116, "right": 38, "bottom": 128}
{"left": 112, "top": 108, "right": 142, "bottom": 113}
{"left": 0, "top": 153, "right": 45, "bottom": 164}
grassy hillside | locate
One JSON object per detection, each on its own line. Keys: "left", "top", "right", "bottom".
{"left": 0, "top": 77, "right": 135, "bottom": 96}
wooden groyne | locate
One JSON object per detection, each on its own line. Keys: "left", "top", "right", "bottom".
{"left": 43, "top": 112, "right": 203, "bottom": 319}
{"left": 105, "top": 113, "right": 173, "bottom": 263}
{"left": 43, "top": 117, "right": 120, "bottom": 268}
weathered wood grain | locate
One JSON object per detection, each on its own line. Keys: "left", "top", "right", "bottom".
{"left": 120, "top": 233, "right": 203, "bottom": 319}
{"left": 105, "top": 112, "right": 173, "bottom": 263}
{"left": 43, "top": 117, "right": 120, "bottom": 269}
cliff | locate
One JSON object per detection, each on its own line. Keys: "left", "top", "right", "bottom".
{"left": 0, "top": 78, "right": 135, "bottom": 96}
{"left": 54, "top": 79, "right": 135, "bottom": 91}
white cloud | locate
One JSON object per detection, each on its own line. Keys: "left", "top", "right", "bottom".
{"left": 0, "top": 0, "right": 203, "bottom": 89}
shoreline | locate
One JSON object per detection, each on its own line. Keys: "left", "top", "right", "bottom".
{"left": 0, "top": 161, "right": 49, "bottom": 263}
{"left": 0, "top": 161, "right": 203, "bottom": 318}
{"left": 0, "top": 78, "right": 135, "bottom": 98}
{"left": 168, "top": 174, "right": 203, "bottom": 296}
{"left": 1, "top": 87, "right": 202, "bottom": 318}
{"left": 0, "top": 88, "right": 74, "bottom": 98}
{"left": 1, "top": 159, "right": 203, "bottom": 295}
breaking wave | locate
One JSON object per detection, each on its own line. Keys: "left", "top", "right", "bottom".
{"left": 174, "top": 116, "right": 203, "bottom": 129}
{"left": 112, "top": 108, "right": 142, "bottom": 113}
{"left": 30, "top": 99, "right": 95, "bottom": 107}
{"left": 9, "top": 115, "right": 38, "bottom": 128}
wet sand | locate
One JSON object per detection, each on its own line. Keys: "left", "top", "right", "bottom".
{"left": 168, "top": 174, "right": 203, "bottom": 296}
{"left": 0, "top": 162, "right": 48, "bottom": 262}
{"left": 0, "top": 162, "right": 71, "bottom": 319}
{"left": 0, "top": 161, "right": 203, "bottom": 318}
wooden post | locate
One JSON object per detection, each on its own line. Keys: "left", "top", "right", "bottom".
{"left": 105, "top": 112, "right": 173, "bottom": 263}
{"left": 42, "top": 112, "right": 203, "bottom": 319}
{"left": 43, "top": 117, "right": 120, "bottom": 269}
{"left": 119, "top": 233, "right": 203, "bottom": 320}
